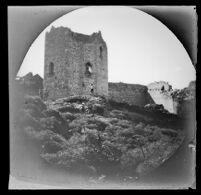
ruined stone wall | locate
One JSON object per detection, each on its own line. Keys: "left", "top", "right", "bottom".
{"left": 149, "top": 91, "right": 175, "bottom": 113}
{"left": 147, "top": 81, "right": 175, "bottom": 113}
{"left": 108, "top": 82, "right": 154, "bottom": 106}
{"left": 148, "top": 81, "right": 172, "bottom": 91}
{"left": 16, "top": 73, "right": 43, "bottom": 97}
{"left": 43, "top": 26, "right": 108, "bottom": 100}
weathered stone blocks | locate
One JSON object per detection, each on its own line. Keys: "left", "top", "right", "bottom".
{"left": 44, "top": 26, "right": 108, "bottom": 100}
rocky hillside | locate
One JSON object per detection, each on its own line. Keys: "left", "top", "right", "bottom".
{"left": 13, "top": 92, "right": 185, "bottom": 182}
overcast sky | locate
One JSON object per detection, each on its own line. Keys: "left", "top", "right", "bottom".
{"left": 17, "top": 6, "right": 196, "bottom": 89}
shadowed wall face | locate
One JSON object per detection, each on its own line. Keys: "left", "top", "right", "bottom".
{"left": 43, "top": 27, "right": 108, "bottom": 100}
{"left": 108, "top": 82, "right": 154, "bottom": 106}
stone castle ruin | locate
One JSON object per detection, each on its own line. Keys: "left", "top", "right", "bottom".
{"left": 43, "top": 26, "right": 108, "bottom": 100}
{"left": 147, "top": 81, "right": 177, "bottom": 114}
{"left": 37, "top": 26, "right": 195, "bottom": 116}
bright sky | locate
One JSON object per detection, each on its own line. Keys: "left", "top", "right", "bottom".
{"left": 17, "top": 6, "right": 196, "bottom": 89}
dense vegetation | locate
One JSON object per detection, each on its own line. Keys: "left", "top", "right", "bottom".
{"left": 14, "top": 94, "right": 185, "bottom": 181}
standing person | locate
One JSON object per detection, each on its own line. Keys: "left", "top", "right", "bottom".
{"left": 90, "top": 83, "right": 94, "bottom": 95}
{"left": 39, "top": 88, "right": 43, "bottom": 99}
{"left": 81, "top": 102, "right": 85, "bottom": 113}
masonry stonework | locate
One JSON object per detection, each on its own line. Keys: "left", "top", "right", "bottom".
{"left": 147, "top": 81, "right": 176, "bottom": 113}
{"left": 109, "top": 82, "right": 154, "bottom": 106}
{"left": 43, "top": 26, "right": 108, "bottom": 100}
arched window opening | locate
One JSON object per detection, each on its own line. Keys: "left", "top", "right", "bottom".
{"left": 161, "top": 85, "right": 164, "bottom": 91}
{"left": 49, "top": 62, "right": 54, "bottom": 76}
{"left": 85, "top": 62, "right": 92, "bottom": 77}
{"left": 99, "top": 46, "right": 103, "bottom": 59}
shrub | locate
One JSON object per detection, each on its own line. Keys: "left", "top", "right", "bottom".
{"left": 60, "top": 112, "right": 76, "bottom": 121}
{"left": 148, "top": 128, "right": 162, "bottom": 142}
{"left": 90, "top": 103, "right": 105, "bottom": 115}
{"left": 85, "top": 123, "right": 98, "bottom": 129}
{"left": 120, "top": 148, "right": 144, "bottom": 169}
{"left": 109, "top": 118, "right": 119, "bottom": 124}
{"left": 40, "top": 116, "right": 58, "bottom": 128}
{"left": 85, "top": 128, "right": 100, "bottom": 143}
{"left": 135, "top": 122, "right": 146, "bottom": 130}
{"left": 119, "top": 127, "right": 134, "bottom": 138}
{"left": 116, "top": 120, "right": 131, "bottom": 128}
{"left": 43, "top": 141, "right": 65, "bottom": 153}
{"left": 87, "top": 117, "right": 109, "bottom": 131}
{"left": 104, "top": 124, "right": 123, "bottom": 136}
{"left": 109, "top": 109, "right": 129, "bottom": 120}
{"left": 58, "top": 105, "right": 80, "bottom": 113}
{"left": 40, "top": 133, "right": 90, "bottom": 167}
{"left": 39, "top": 116, "right": 67, "bottom": 134}
{"left": 22, "top": 96, "right": 46, "bottom": 119}
{"left": 160, "top": 129, "right": 178, "bottom": 138}
{"left": 24, "top": 95, "right": 46, "bottom": 110}
{"left": 68, "top": 117, "right": 88, "bottom": 130}
{"left": 101, "top": 140, "right": 122, "bottom": 162}
{"left": 43, "top": 109, "right": 62, "bottom": 120}
{"left": 24, "top": 127, "right": 55, "bottom": 141}
{"left": 19, "top": 111, "right": 42, "bottom": 130}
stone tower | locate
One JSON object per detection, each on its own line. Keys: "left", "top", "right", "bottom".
{"left": 43, "top": 26, "right": 108, "bottom": 100}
